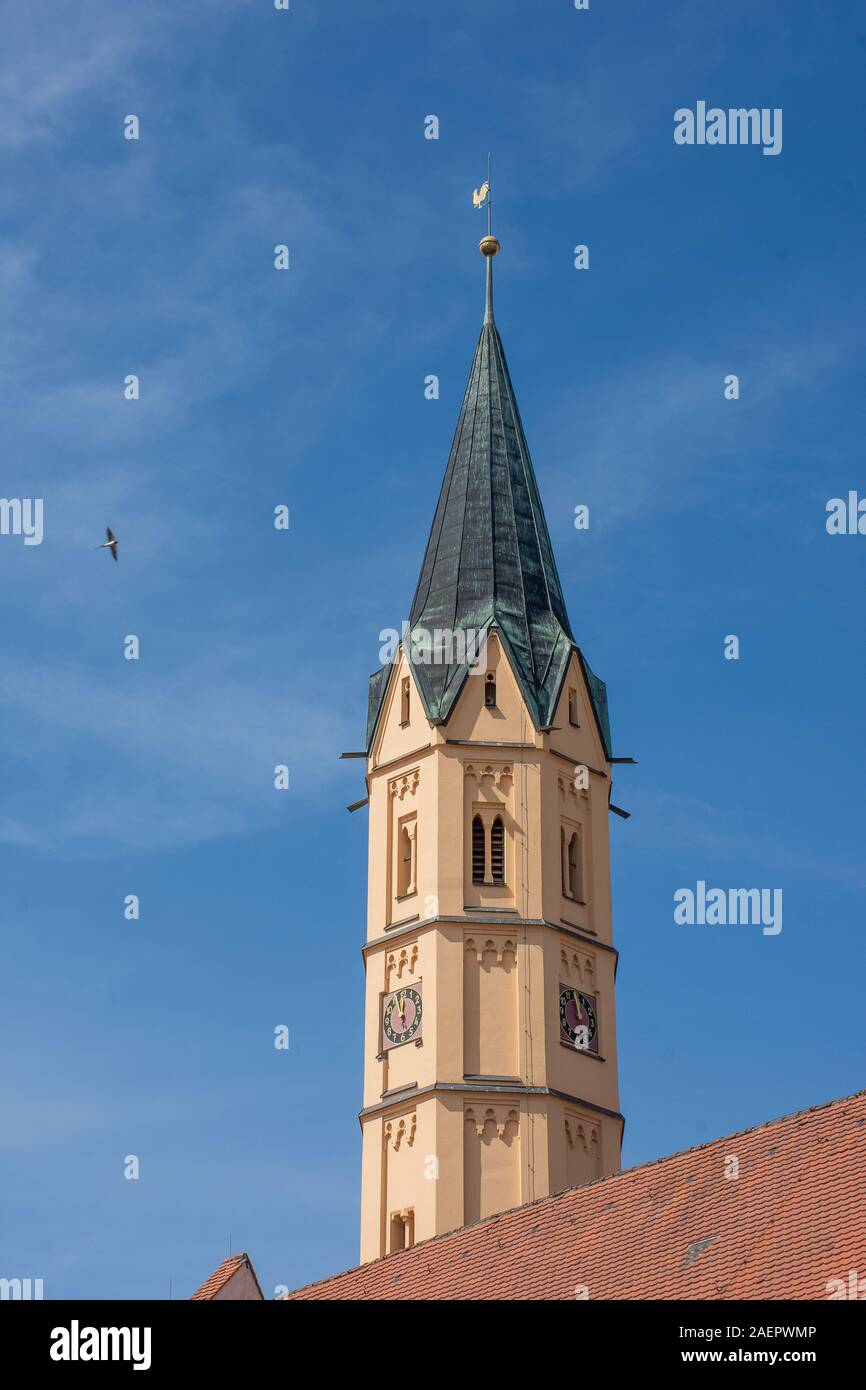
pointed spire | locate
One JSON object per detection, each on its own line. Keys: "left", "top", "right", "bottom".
{"left": 366, "top": 191, "right": 614, "bottom": 759}
{"left": 407, "top": 225, "right": 577, "bottom": 733}
{"left": 366, "top": 182, "right": 617, "bottom": 761}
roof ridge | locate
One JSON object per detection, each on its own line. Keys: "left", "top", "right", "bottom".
{"left": 492, "top": 322, "right": 562, "bottom": 661}
{"left": 282, "top": 1086, "right": 866, "bottom": 1298}
{"left": 490, "top": 323, "right": 533, "bottom": 694}
{"left": 450, "top": 324, "right": 486, "bottom": 639}
{"left": 608, "top": 1086, "right": 866, "bottom": 1179}
{"left": 190, "top": 1251, "right": 252, "bottom": 1301}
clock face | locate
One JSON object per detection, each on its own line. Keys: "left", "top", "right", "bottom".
{"left": 559, "top": 985, "right": 598, "bottom": 1053}
{"left": 382, "top": 985, "right": 423, "bottom": 1050}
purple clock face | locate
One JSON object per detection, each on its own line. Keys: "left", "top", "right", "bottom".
{"left": 382, "top": 986, "right": 422, "bottom": 1050}
{"left": 559, "top": 985, "right": 598, "bottom": 1053}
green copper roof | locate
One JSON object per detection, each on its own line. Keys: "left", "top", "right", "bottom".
{"left": 366, "top": 663, "right": 390, "bottom": 752}
{"left": 366, "top": 256, "right": 612, "bottom": 760}
{"left": 407, "top": 275, "right": 574, "bottom": 731}
{"left": 579, "top": 651, "right": 612, "bottom": 761}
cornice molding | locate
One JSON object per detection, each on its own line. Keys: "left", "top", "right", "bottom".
{"left": 362, "top": 915, "right": 617, "bottom": 959}
{"left": 359, "top": 1081, "right": 625, "bottom": 1127}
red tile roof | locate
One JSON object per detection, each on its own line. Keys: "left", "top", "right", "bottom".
{"left": 191, "top": 1252, "right": 260, "bottom": 1301}
{"left": 285, "top": 1089, "right": 866, "bottom": 1300}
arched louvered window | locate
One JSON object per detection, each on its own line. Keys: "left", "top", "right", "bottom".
{"left": 484, "top": 672, "right": 497, "bottom": 708}
{"left": 491, "top": 816, "right": 505, "bottom": 884}
{"left": 472, "top": 815, "right": 486, "bottom": 884}
{"left": 567, "top": 831, "right": 581, "bottom": 901}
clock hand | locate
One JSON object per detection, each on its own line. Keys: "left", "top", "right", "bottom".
{"left": 572, "top": 991, "right": 585, "bottom": 1045}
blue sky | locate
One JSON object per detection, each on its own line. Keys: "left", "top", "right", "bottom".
{"left": 1, "top": 0, "right": 864, "bottom": 1299}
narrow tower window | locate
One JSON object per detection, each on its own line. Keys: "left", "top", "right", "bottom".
{"left": 567, "top": 830, "right": 581, "bottom": 901}
{"left": 568, "top": 687, "right": 579, "bottom": 725}
{"left": 472, "top": 815, "right": 486, "bottom": 884}
{"left": 491, "top": 816, "right": 505, "bottom": 884}
{"left": 389, "top": 1213, "right": 405, "bottom": 1252}
{"left": 397, "top": 820, "right": 417, "bottom": 897}
{"left": 484, "top": 672, "right": 497, "bottom": 708}
{"left": 390, "top": 1210, "right": 414, "bottom": 1253}
{"left": 400, "top": 676, "right": 410, "bottom": 725}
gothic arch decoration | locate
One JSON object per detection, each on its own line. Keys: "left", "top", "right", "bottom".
{"left": 389, "top": 768, "right": 420, "bottom": 800}
{"left": 386, "top": 943, "right": 419, "bottom": 985}
{"left": 465, "top": 936, "right": 516, "bottom": 965}
{"left": 464, "top": 762, "right": 513, "bottom": 792}
{"left": 464, "top": 1104, "right": 520, "bottom": 1141}
{"left": 463, "top": 1103, "right": 521, "bottom": 1225}
{"left": 384, "top": 1113, "right": 417, "bottom": 1152}
{"left": 558, "top": 771, "right": 589, "bottom": 804}
{"left": 559, "top": 945, "right": 596, "bottom": 984}
{"left": 565, "top": 1113, "right": 600, "bottom": 1155}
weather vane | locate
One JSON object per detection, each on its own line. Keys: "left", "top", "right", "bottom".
{"left": 473, "top": 154, "right": 499, "bottom": 323}
{"left": 472, "top": 152, "right": 493, "bottom": 236}
{"left": 473, "top": 153, "right": 499, "bottom": 252}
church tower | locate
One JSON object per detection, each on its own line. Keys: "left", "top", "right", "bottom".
{"left": 357, "top": 225, "right": 625, "bottom": 1264}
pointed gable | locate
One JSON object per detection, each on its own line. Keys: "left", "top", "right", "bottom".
{"left": 190, "top": 1252, "right": 264, "bottom": 1301}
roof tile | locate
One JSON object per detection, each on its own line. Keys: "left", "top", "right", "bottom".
{"left": 190, "top": 1253, "right": 255, "bottom": 1301}
{"left": 285, "top": 1090, "right": 866, "bottom": 1300}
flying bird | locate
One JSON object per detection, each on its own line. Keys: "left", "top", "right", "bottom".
{"left": 96, "top": 527, "right": 119, "bottom": 561}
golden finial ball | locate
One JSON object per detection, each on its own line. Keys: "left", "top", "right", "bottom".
{"left": 479, "top": 235, "right": 501, "bottom": 257}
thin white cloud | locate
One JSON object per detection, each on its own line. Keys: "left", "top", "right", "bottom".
{"left": 0, "top": 2, "right": 252, "bottom": 149}
{"left": 538, "top": 319, "right": 851, "bottom": 544}
{"left": 0, "top": 653, "right": 354, "bottom": 856}
{"left": 623, "top": 788, "right": 866, "bottom": 892}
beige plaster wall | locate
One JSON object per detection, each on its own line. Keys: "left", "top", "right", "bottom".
{"left": 358, "top": 638, "right": 623, "bottom": 1263}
